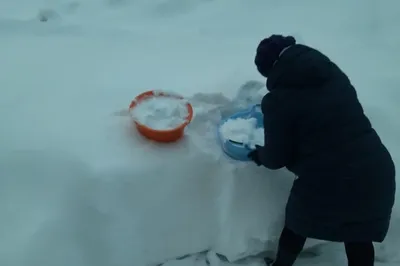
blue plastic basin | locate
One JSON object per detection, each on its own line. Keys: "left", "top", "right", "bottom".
{"left": 217, "top": 104, "right": 264, "bottom": 161}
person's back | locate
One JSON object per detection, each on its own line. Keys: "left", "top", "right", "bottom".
{"left": 265, "top": 44, "right": 396, "bottom": 241}
{"left": 249, "top": 35, "right": 396, "bottom": 266}
{"left": 271, "top": 45, "right": 382, "bottom": 173}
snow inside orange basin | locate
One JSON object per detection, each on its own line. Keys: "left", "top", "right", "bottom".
{"left": 129, "top": 90, "right": 193, "bottom": 143}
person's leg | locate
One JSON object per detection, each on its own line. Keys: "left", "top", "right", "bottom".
{"left": 265, "top": 226, "right": 307, "bottom": 266}
{"left": 344, "top": 242, "right": 374, "bottom": 266}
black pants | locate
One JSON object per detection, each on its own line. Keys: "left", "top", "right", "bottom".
{"left": 269, "top": 226, "right": 375, "bottom": 266}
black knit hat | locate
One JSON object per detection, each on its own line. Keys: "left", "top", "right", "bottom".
{"left": 255, "top": 35, "right": 296, "bottom": 78}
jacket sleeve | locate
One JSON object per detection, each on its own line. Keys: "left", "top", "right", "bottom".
{"left": 257, "top": 92, "right": 295, "bottom": 169}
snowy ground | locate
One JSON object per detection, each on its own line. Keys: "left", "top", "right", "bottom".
{"left": 0, "top": 0, "right": 399, "bottom": 265}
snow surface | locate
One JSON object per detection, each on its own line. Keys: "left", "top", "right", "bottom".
{"left": 130, "top": 96, "right": 189, "bottom": 130}
{"left": 0, "top": 0, "right": 399, "bottom": 266}
{"left": 219, "top": 118, "right": 264, "bottom": 149}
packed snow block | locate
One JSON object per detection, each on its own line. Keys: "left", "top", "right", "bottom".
{"left": 0, "top": 151, "right": 99, "bottom": 266}
{"left": 0, "top": 128, "right": 224, "bottom": 266}
{"left": 87, "top": 143, "right": 225, "bottom": 266}
{"left": 212, "top": 162, "right": 294, "bottom": 261}
{"left": 90, "top": 90, "right": 302, "bottom": 265}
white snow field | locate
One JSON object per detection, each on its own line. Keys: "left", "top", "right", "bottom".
{"left": 0, "top": 0, "right": 399, "bottom": 265}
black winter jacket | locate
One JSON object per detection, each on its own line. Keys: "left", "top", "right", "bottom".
{"left": 257, "top": 44, "right": 396, "bottom": 242}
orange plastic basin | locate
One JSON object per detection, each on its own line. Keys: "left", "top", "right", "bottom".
{"left": 129, "top": 90, "right": 193, "bottom": 143}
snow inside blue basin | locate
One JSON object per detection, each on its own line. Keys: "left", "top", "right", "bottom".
{"left": 217, "top": 104, "right": 264, "bottom": 161}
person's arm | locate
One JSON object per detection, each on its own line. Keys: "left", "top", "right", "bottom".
{"left": 256, "top": 92, "right": 294, "bottom": 169}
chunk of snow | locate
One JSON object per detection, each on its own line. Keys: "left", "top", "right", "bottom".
{"left": 130, "top": 96, "right": 189, "bottom": 130}
{"left": 219, "top": 118, "right": 264, "bottom": 149}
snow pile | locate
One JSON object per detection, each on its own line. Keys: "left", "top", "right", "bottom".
{"left": 219, "top": 117, "right": 264, "bottom": 149}
{"left": 130, "top": 96, "right": 189, "bottom": 130}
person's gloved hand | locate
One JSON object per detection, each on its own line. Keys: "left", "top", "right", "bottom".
{"left": 248, "top": 145, "right": 263, "bottom": 166}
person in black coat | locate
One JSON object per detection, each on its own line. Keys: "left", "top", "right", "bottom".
{"left": 248, "top": 35, "right": 396, "bottom": 266}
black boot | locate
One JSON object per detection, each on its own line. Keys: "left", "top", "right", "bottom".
{"left": 271, "top": 227, "right": 307, "bottom": 266}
